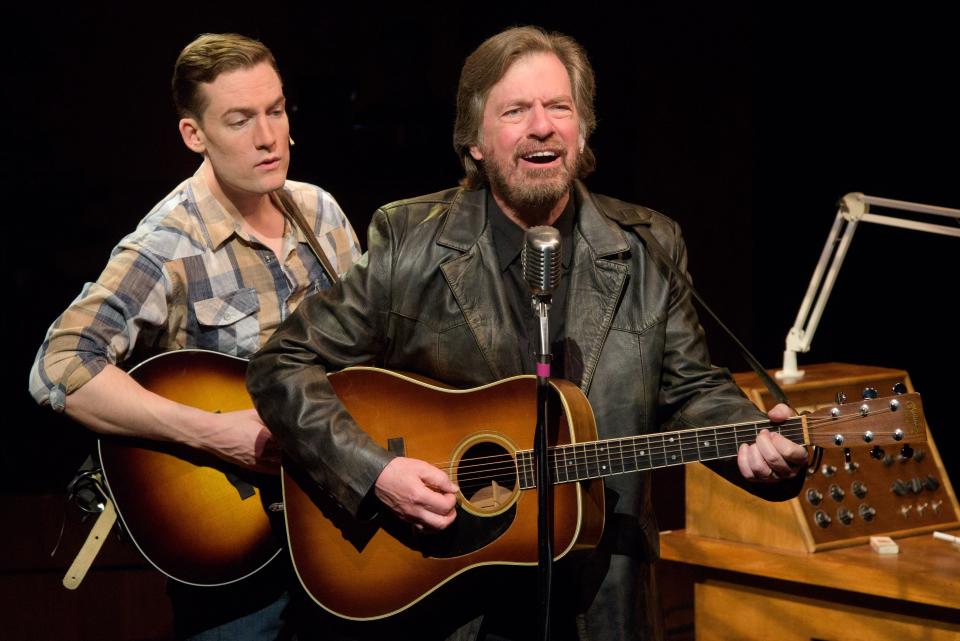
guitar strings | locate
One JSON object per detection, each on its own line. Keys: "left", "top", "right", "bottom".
{"left": 449, "top": 426, "right": 907, "bottom": 483}
{"left": 439, "top": 409, "right": 917, "bottom": 484}
{"left": 444, "top": 411, "right": 861, "bottom": 473}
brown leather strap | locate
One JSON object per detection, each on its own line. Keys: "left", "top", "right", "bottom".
{"left": 271, "top": 189, "right": 340, "bottom": 285}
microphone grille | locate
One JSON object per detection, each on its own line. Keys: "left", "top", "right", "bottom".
{"left": 522, "top": 226, "right": 561, "bottom": 296}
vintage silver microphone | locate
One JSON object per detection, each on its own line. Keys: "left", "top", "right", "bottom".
{"left": 522, "top": 226, "right": 562, "bottom": 641}
{"left": 523, "top": 225, "right": 561, "bottom": 375}
{"left": 522, "top": 225, "right": 562, "bottom": 304}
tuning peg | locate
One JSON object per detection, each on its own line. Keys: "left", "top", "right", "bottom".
{"left": 835, "top": 391, "right": 848, "bottom": 404}
{"left": 844, "top": 448, "right": 852, "bottom": 464}
{"left": 861, "top": 387, "right": 878, "bottom": 400}
{"left": 899, "top": 444, "right": 914, "bottom": 460}
{"left": 892, "top": 382, "right": 908, "bottom": 395}
{"left": 870, "top": 445, "right": 885, "bottom": 460}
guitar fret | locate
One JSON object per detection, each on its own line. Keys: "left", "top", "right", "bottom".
{"left": 596, "top": 441, "right": 612, "bottom": 476}
{"left": 663, "top": 432, "right": 682, "bottom": 467}
{"left": 551, "top": 445, "right": 560, "bottom": 484}
{"left": 608, "top": 439, "right": 626, "bottom": 475}
{"left": 679, "top": 430, "right": 699, "bottom": 464}
{"left": 621, "top": 438, "right": 638, "bottom": 473}
{"left": 715, "top": 426, "right": 739, "bottom": 459}
{"left": 561, "top": 445, "right": 572, "bottom": 482}
{"left": 557, "top": 445, "right": 570, "bottom": 482}
{"left": 634, "top": 437, "right": 653, "bottom": 471}
{"left": 649, "top": 434, "right": 667, "bottom": 468}
{"left": 584, "top": 442, "right": 599, "bottom": 478}
{"left": 570, "top": 443, "right": 587, "bottom": 481}
{"left": 699, "top": 427, "right": 720, "bottom": 460}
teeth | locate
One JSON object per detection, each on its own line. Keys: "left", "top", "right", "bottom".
{"left": 526, "top": 151, "right": 557, "bottom": 158}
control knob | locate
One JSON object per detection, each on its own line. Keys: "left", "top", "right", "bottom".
{"left": 829, "top": 484, "right": 845, "bottom": 502}
{"left": 851, "top": 481, "right": 868, "bottom": 499}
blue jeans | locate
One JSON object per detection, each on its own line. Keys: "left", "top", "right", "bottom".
{"left": 168, "top": 557, "right": 293, "bottom": 641}
{"left": 182, "top": 591, "right": 291, "bottom": 641}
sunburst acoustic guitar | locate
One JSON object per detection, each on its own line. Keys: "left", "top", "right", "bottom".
{"left": 281, "top": 366, "right": 927, "bottom": 620}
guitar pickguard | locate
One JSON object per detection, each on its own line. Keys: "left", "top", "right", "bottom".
{"left": 382, "top": 503, "right": 517, "bottom": 559}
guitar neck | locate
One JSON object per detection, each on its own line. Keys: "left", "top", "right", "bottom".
{"left": 515, "top": 417, "right": 806, "bottom": 489}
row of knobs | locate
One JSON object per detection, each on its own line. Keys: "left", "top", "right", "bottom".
{"left": 814, "top": 504, "right": 876, "bottom": 527}
{"left": 808, "top": 474, "right": 941, "bottom": 504}
{"left": 807, "top": 482, "right": 868, "bottom": 505}
{"left": 891, "top": 475, "right": 940, "bottom": 495}
{"left": 813, "top": 500, "right": 945, "bottom": 528}
{"left": 815, "top": 449, "right": 925, "bottom": 480}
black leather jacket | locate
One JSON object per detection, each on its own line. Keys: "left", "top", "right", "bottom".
{"left": 248, "top": 182, "right": 799, "bottom": 640}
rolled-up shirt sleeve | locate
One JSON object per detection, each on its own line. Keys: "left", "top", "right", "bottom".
{"left": 29, "top": 244, "right": 170, "bottom": 411}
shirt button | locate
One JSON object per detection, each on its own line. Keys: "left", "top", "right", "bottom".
{"left": 264, "top": 254, "right": 273, "bottom": 263}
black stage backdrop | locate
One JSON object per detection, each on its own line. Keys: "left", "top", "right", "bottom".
{"left": 6, "top": 5, "right": 957, "bottom": 507}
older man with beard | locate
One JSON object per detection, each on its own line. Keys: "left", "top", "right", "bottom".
{"left": 247, "top": 26, "right": 806, "bottom": 641}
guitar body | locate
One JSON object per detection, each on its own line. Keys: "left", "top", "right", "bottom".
{"left": 283, "top": 368, "right": 605, "bottom": 621}
{"left": 98, "top": 350, "right": 282, "bottom": 586}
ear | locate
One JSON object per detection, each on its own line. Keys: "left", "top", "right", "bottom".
{"left": 468, "top": 145, "right": 483, "bottom": 162}
{"left": 179, "top": 117, "right": 206, "bottom": 154}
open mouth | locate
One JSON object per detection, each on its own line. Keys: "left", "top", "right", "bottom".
{"left": 519, "top": 150, "right": 562, "bottom": 165}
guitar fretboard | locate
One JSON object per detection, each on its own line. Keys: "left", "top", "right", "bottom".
{"left": 515, "top": 420, "right": 805, "bottom": 489}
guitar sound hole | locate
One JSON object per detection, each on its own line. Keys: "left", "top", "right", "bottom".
{"left": 456, "top": 441, "right": 518, "bottom": 514}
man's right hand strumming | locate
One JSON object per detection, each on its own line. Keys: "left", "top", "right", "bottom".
{"left": 374, "top": 456, "right": 459, "bottom": 532}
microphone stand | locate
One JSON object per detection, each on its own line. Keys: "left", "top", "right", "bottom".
{"left": 532, "top": 293, "right": 554, "bottom": 641}
{"left": 522, "top": 224, "right": 561, "bottom": 641}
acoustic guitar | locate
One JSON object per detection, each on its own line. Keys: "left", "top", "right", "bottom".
{"left": 98, "top": 350, "right": 282, "bottom": 586}
{"left": 282, "top": 366, "right": 927, "bottom": 620}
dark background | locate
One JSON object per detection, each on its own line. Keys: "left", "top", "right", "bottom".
{"left": 3, "top": 3, "right": 956, "bottom": 627}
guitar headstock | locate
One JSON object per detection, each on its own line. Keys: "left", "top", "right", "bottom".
{"left": 805, "top": 392, "right": 927, "bottom": 449}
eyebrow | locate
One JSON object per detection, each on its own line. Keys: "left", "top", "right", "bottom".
{"left": 220, "top": 96, "right": 286, "bottom": 119}
{"left": 497, "top": 94, "right": 573, "bottom": 109}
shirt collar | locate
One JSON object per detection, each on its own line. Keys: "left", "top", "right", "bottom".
{"left": 487, "top": 190, "right": 576, "bottom": 272}
{"left": 187, "top": 168, "right": 301, "bottom": 253}
{"left": 187, "top": 168, "right": 246, "bottom": 250}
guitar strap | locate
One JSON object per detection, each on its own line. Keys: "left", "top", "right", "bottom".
{"left": 271, "top": 189, "right": 341, "bottom": 286}
{"left": 601, "top": 202, "right": 791, "bottom": 407}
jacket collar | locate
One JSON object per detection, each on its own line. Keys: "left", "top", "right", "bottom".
{"left": 436, "top": 187, "right": 487, "bottom": 252}
{"left": 435, "top": 180, "right": 645, "bottom": 257}
{"left": 573, "top": 180, "right": 652, "bottom": 258}
{"left": 436, "top": 181, "right": 647, "bottom": 391}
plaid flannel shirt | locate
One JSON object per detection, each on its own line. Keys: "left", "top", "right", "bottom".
{"left": 30, "top": 170, "right": 361, "bottom": 411}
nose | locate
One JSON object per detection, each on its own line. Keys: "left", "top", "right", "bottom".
{"left": 252, "top": 115, "right": 277, "bottom": 150}
{"left": 527, "top": 103, "right": 555, "bottom": 139}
